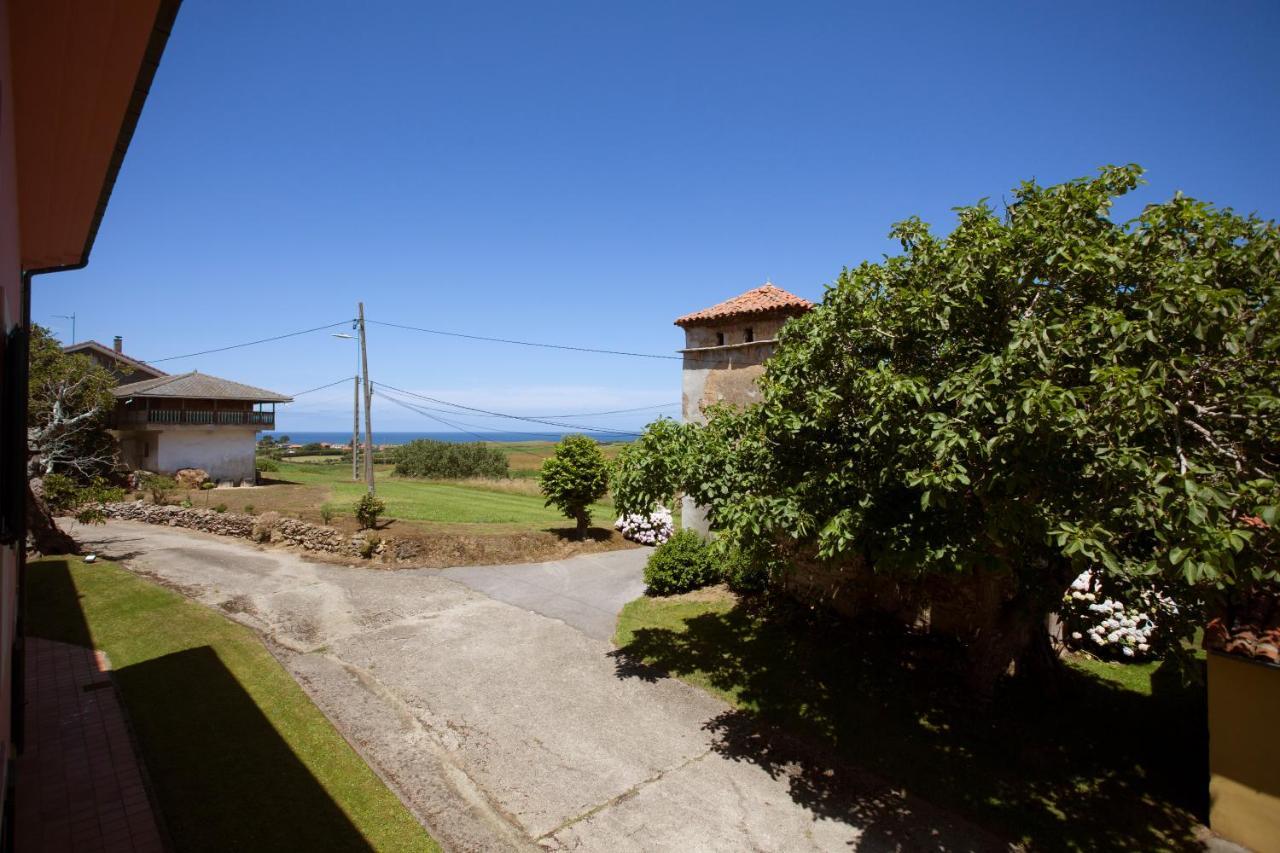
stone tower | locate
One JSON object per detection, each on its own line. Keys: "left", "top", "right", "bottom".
{"left": 674, "top": 282, "right": 813, "bottom": 535}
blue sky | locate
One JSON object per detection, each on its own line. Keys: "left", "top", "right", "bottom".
{"left": 33, "top": 0, "right": 1280, "bottom": 433}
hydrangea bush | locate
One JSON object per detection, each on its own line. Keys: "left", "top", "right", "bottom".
{"left": 1061, "top": 570, "right": 1177, "bottom": 659}
{"left": 614, "top": 506, "right": 674, "bottom": 545}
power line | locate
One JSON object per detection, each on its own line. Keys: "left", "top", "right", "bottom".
{"left": 146, "top": 320, "right": 354, "bottom": 364}
{"left": 373, "top": 381, "right": 643, "bottom": 437}
{"left": 290, "top": 376, "right": 356, "bottom": 398}
{"left": 368, "top": 319, "right": 682, "bottom": 361}
{"left": 378, "top": 392, "right": 549, "bottom": 456}
{"left": 376, "top": 388, "right": 587, "bottom": 438}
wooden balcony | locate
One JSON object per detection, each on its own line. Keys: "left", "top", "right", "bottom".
{"left": 113, "top": 410, "right": 275, "bottom": 428}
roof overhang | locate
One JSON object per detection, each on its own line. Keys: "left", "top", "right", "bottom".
{"left": 11, "top": 0, "right": 181, "bottom": 272}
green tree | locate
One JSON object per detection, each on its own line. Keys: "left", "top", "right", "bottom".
{"left": 622, "top": 166, "right": 1280, "bottom": 693}
{"left": 28, "top": 325, "right": 119, "bottom": 479}
{"left": 540, "top": 435, "right": 610, "bottom": 538}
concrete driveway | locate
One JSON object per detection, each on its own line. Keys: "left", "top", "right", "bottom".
{"left": 68, "top": 520, "right": 1005, "bottom": 852}
{"left": 441, "top": 549, "right": 648, "bottom": 641}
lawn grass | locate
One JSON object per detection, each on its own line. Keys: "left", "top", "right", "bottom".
{"left": 614, "top": 592, "right": 1209, "bottom": 851}
{"left": 26, "top": 556, "right": 439, "bottom": 853}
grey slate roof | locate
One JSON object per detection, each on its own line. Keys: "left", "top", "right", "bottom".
{"left": 111, "top": 371, "right": 292, "bottom": 403}
{"left": 63, "top": 340, "right": 167, "bottom": 380}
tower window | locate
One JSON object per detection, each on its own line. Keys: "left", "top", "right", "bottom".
{"left": 744, "top": 327, "right": 754, "bottom": 343}
{"left": 715, "top": 331, "right": 725, "bottom": 346}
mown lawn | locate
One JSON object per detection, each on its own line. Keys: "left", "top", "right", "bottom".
{"left": 26, "top": 556, "right": 439, "bottom": 853}
{"left": 272, "top": 462, "right": 615, "bottom": 527}
{"left": 614, "top": 592, "right": 1209, "bottom": 851}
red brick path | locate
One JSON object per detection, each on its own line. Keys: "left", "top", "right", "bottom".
{"left": 15, "top": 638, "right": 166, "bottom": 853}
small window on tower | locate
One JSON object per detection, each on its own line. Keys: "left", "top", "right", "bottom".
{"left": 744, "top": 327, "right": 755, "bottom": 343}
{"left": 715, "top": 331, "right": 725, "bottom": 346}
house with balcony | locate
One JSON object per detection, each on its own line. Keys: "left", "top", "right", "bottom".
{"left": 63, "top": 335, "right": 166, "bottom": 384}
{"left": 111, "top": 371, "right": 292, "bottom": 483}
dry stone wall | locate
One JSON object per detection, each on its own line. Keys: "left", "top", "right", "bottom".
{"left": 100, "top": 502, "right": 412, "bottom": 561}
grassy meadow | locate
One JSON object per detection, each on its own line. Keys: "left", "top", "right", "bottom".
{"left": 175, "top": 441, "right": 648, "bottom": 565}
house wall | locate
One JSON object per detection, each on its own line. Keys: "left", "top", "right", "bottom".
{"left": 153, "top": 429, "right": 258, "bottom": 482}
{"left": 0, "top": 0, "right": 23, "bottom": 831}
{"left": 678, "top": 315, "right": 794, "bottom": 536}
{"left": 1208, "top": 653, "right": 1280, "bottom": 853}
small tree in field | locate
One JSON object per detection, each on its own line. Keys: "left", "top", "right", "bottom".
{"left": 354, "top": 493, "right": 385, "bottom": 530}
{"left": 540, "top": 435, "right": 610, "bottom": 538}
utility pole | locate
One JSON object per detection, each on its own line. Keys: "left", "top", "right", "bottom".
{"left": 358, "top": 302, "right": 375, "bottom": 494}
{"left": 352, "top": 372, "right": 360, "bottom": 482}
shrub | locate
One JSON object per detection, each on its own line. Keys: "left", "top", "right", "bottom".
{"left": 614, "top": 506, "right": 674, "bottom": 545}
{"left": 540, "top": 435, "right": 610, "bottom": 539}
{"left": 42, "top": 475, "right": 126, "bottom": 525}
{"left": 256, "top": 457, "right": 280, "bottom": 472}
{"left": 180, "top": 497, "right": 193, "bottom": 509}
{"left": 1060, "top": 570, "right": 1177, "bottom": 660}
{"left": 213, "top": 503, "right": 228, "bottom": 514}
{"left": 200, "top": 480, "right": 217, "bottom": 490}
{"left": 243, "top": 504, "right": 256, "bottom": 516}
{"left": 40, "top": 473, "right": 80, "bottom": 514}
{"left": 251, "top": 511, "right": 281, "bottom": 543}
{"left": 140, "top": 473, "right": 177, "bottom": 504}
{"left": 319, "top": 504, "right": 335, "bottom": 525}
{"left": 354, "top": 493, "right": 386, "bottom": 530}
{"left": 644, "top": 529, "right": 718, "bottom": 595}
{"left": 358, "top": 533, "right": 381, "bottom": 559}
{"left": 392, "top": 439, "right": 509, "bottom": 479}
{"left": 719, "top": 545, "right": 769, "bottom": 594}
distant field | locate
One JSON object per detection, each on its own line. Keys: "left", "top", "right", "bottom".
{"left": 191, "top": 441, "right": 655, "bottom": 566}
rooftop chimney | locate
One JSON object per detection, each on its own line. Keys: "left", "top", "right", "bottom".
{"left": 113, "top": 335, "right": 123, "bottom": 354}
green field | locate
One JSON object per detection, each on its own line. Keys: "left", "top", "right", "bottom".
{"left": 27, "top": 556, "right": 439, "bottom": 853}
{"left": 263, "top": 461, "right": 617, "bottom": 528}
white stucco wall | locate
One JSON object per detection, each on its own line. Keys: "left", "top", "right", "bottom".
{"left": 154, "top": 429, "right": 258, "bottom": 482}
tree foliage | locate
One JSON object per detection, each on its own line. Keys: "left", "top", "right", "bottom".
{"left": 392, "top": 439, "right": 509, "bottom": 479}
{"left": 620, "top": 166, "right": 1280, "bottom": 688}
{"left": 28, "top": 325, "right": 119, "bottom": 479}
{"left": 539, "top": 435, "right": 610, "bottom": 538}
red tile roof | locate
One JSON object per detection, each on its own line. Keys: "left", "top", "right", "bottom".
{"left": 1204, "top": 587, "right": 1280, "bottom": 665}
{"left": 674, "top": 283, "right": 813, "bottom": 327}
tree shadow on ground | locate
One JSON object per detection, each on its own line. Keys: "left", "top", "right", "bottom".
{"left": 544, "top": 526, "right": 615, "bottom": 542}
{"left": 25, "top": 560, "right": 376, "bottom": 853}
{"left": 611, "top": 598, "right": 1207, "bottom": 850}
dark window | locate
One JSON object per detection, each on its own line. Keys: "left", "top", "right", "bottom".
{"left": 744, "top": 327, "right": 754, "bottom": 343}
{"left": 715, "top": 331, "right": 724, "bottom": 346}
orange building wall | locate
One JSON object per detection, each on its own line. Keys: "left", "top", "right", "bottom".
{"left": 0, "top": 0, "right": 23, "bottom": 824}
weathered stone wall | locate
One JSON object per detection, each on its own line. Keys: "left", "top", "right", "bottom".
{"left": 782, "top": 545, "right": 1016, "bottom": 641}
{"left": 100, "top": 502, "right": 404, "bottom": 561}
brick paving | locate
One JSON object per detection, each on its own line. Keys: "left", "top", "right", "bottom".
{"left": 15, "top": 638, "right": 166, "bottom": 853}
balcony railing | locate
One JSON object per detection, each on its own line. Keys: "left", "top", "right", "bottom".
{"left": 114, "top": 410, "right": 275, "bottom": 428}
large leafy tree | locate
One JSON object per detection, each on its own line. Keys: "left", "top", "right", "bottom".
{"left": 28, "top": 325, "right": 119, "bottom": 479}
{"left": 622, "top": 166, "right": 1280, "bottom": 691}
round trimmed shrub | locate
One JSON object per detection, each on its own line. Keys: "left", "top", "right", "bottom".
{"left": 643, "top": 529, "right": 717, "bottom": 596}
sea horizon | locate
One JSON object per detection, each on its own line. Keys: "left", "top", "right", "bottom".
{"left": 261, "top": 430, "right": 636, "bottom": 446}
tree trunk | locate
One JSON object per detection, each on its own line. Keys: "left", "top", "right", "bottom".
{"left": 575, "top": 511, "right": 589, "bottom": 540}
{"left": 965, "top": 578, "right": 1068, "bottom": 700}
{"left": 26, "top": 483, "right": 78, "bottom": 555}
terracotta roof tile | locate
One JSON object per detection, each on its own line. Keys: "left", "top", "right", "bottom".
{"left": 674, "top": 283, "right": 813, "bottom": 327}
{"left": 1204, "top": 586, "right": 1280, "bottom": 666}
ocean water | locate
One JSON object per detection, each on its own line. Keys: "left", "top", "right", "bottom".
{"left": 260, "top": 430, "right": 633, "bottom": 446}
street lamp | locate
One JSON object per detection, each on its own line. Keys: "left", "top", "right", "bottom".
{"left": 332, "top": 332, "right": 359, "bottom": 480}
{"left": 53, "top": 313, "right": 76, "bottom": 343}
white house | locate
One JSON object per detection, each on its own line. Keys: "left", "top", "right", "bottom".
{"left": 110, "top": 371, "right": 291, "bottom": 484}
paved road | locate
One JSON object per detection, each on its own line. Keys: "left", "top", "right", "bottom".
{"left": 69, "top": 521, "right": 1005, "bottom": 853}
{"left": 441, "top": 549, "right": 648, "bottom": 641}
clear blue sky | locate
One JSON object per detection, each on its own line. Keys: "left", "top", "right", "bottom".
{"left": 33, "top": 0, "right": 1280, "bottom": 433}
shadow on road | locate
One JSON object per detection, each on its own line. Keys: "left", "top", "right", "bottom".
{"left": 611, "top": 597, "right": 1207, "bottom": 850}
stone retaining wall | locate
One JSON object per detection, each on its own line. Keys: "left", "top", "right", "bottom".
{"left": 100, "top": 502, "right": 406, "bottom": 561}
